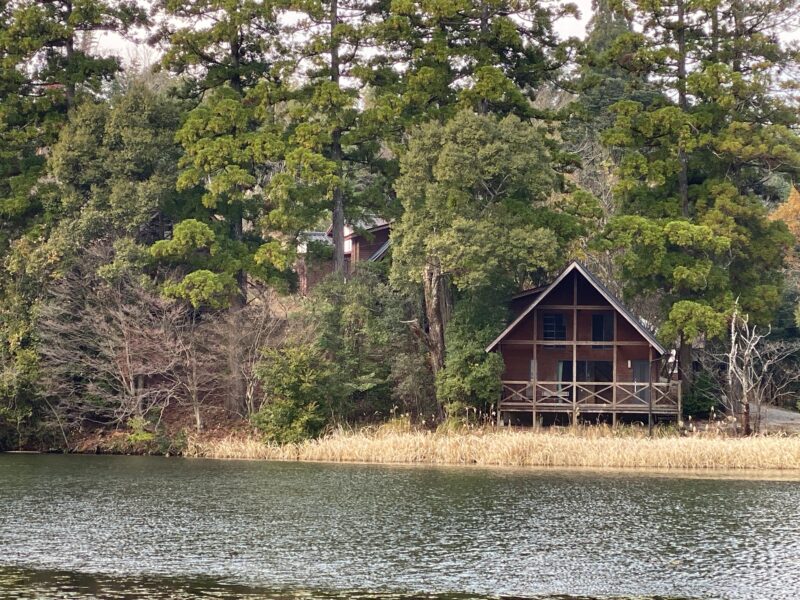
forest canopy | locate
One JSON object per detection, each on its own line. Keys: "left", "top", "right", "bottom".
{"left": 2, "top": 0, "right": 800, "bottom": 449}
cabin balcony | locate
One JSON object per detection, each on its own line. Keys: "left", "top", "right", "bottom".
{"left": 498, "top": 380, "right": 681, "bottom": 424}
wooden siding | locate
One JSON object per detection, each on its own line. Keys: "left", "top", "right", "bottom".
{"left": 494, "top": 269, "right": 678, "bottom": 424}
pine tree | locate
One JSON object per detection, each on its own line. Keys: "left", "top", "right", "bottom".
{"left": 151, "top": 0, "right": 289, "bottom": 306}
{"left": 601, "top": 0, "right": 799, "bottom": 392}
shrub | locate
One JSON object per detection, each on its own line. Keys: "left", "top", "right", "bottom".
{"left": 251, "top": 398, "right": 325, "bottom": 444}
{"left": 126, "top": 416, "right": 155, "bottom": 444}
{"left": 252, "top": 345, "right": 336, "bottom": 443}
{"left": 683, "top": 371, "right": 719, "bottom": 419}
{"left": 303, "top": 267, "right": 432, "bottom": 420}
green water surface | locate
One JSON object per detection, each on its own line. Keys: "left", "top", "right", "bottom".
{"left": 1, "top": 455, "right": 798, "bottom": 599}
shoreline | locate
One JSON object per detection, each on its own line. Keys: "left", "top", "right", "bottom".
{"left": 7, "top": 447, "right": 800, "bottom": 482}
{"left": 182, "top": 427, "right": 800, "bottom": 474}
{"left": 9, "top": 427, "right": 800, "bottom": 477}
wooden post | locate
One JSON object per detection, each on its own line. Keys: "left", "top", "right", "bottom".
{"left": 532, "top": 308, "right": 538, "bottom": 429}
{"left": 677, "top": 379, "right": 682, "bottom": 425}
{"left": 648, "top": 345, "right": 653, "bottom": 436}
{"left": 612, "top": 311, "right": 618, "bottom": 428}
{"left": 572, "top": 273, "right": 578, "bottom": 427}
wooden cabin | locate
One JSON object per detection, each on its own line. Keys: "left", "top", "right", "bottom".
{"left": 487, "top": 261, "right": 680, "bottom": 426}
{"left": 296, "top": 219, "right": 392, "bottom": 295}
{"left": 342, "top": 219, "right": 391, "bottom": 267}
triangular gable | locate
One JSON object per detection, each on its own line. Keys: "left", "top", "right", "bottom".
{"left": 368, "top": 239, "right": 391, "bottom": 261}
{"left": 485, "top": 261, "right": 666, "bottom": 355}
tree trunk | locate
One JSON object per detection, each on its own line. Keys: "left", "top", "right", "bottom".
{"left": 229, "top": 32, "right": 246, "bottom": 303}
{"left": 676, "top": 0, "right": 689, "bottom": 218}
{"left": 477, "top": 3, "right": 490, "bottom": 114}
{"left": 422, "top": 261, "right": 452, "bottom": 375}
{"left": 230, "top": 203, "right": 246, "bottom": 307}
{"left": 331, "top": 136, "right": 345, "bottom": 275}
{"left": 710, "top": 5, "right": 719, "bottom": 62}
{"left": 64, "top": 2, "right": 75, "bottom": 107}
{"left": 190, "top": 350, "right": 202, "bottom": 433}
{"left": 194, "top": 402, "right": 202, "bottom": 434}
{"left": 226, "top": 310, "right": 245, "bottom": 414}
{"left": 731, "top": 0, "right": 743, "bottom": 74}
{"left": 329, "top": 0, "right": 346, "bottom": 275}
{"left": 742, "top": 397, "right": 751, "bottom": 435}
{"left": 230, "top": 31, "right": 243, "bottom": 95}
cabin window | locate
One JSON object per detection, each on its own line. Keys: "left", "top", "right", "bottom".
{"left": 543, "top": 313, "right": 566, "bottom": 347}
{"left": 559, "top": 361, "right": 613, "bottom": 383}
{"left": 592, "top": 313, "right": 613, "bottom": 348}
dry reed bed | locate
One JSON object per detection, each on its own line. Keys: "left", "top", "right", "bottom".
{"left": 186, "top": 429, "right": 800, "bottom": 470}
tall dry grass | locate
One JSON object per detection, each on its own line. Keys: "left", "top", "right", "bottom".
{"left": 185, "top": 425, "right": 800, "bottom": 471}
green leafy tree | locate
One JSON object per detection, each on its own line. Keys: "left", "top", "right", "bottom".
{"left": 601, "top": 0, "right": 799, "bottom": 389}
{"left": 391, "top": 110, "right": 589, "bottom": 406}
{"left": 252, "top": 345, "right": 334, "bottom": 443}
{"left": 0, "top": 1, "right": 146, "bottom": 442}
{"left": 1, "top": 0, "right": 147, "bottom": 245}
{"left": 435, "top": 289, "right": 506, "bottom": 410}
{"left": 151, "top": 0, "right": 289, "bottom": 307}
{"left": 255, "top": 0, "right": 398, "bottom": 274}
{"left": 303, "top": 265, "right": 435, "bottom": 420}
{"left": 46, "top": 83, "right": 197, "bottom": 255}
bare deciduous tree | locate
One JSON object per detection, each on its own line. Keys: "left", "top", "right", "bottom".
{"left": 699, "top": 306, "right": 800, "bottom": 434}
{"left": 169, "top": 311, "right": 225, "bottom": 433}
{"left": 37, "top": 246, "right": 182, "bottom": 442}
{"left": 212, "top": 290, "right": 287, "bottom": 418}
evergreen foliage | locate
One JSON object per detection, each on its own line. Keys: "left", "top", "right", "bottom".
{"left": 599, "top": 0, "right": 799, "bottom": 386}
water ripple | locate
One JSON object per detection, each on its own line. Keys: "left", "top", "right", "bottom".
{"left": 1, "top": 455, "right": 799, "bottom": 600}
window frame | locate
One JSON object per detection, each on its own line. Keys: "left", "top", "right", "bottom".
{"left": 591, "top": 312, "right": 613, "bottom": 349}
{"left": 542, "top": 313, "right": 567, "bottom": 348}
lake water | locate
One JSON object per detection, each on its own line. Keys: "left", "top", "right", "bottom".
{"left": 1, "top": 455, "right": 799, "bottom": 599}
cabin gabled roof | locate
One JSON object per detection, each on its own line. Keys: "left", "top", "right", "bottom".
{"left": 485, "top": 261, "right": 666, "bottom": 355}
{"left": 511, "top": 285, "right": 548, "bottom": 301}
{"left": 326, "top": 218, "right": 391, "bottom": 239}
{"left": 368, "top": 239, "right": 391, "bottom": 261}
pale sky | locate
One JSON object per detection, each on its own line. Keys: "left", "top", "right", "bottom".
{"left": 97, "top": 0, "right": 594, "bottom": 68}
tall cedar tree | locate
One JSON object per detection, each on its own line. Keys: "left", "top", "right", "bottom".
{"left": 256, "top": 0, "right": 398, "bottom": 275}
{"left": 150, "top": 0, "right": 288, "bottom": 308}
{"left": 601, "top": 0, "right": 799, "bottom": 393}
{"left": 380, "top": 0, "right": 578, "bottom": 120}
{"left": 563, "top": 0, "right": 663, "bottom": 303}
{"left": 0, "top": 0, "right": 146, "bottom": 432}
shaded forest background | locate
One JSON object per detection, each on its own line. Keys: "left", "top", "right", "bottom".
{"left": 3, "top": 0, "right": 800, "bottom": 449}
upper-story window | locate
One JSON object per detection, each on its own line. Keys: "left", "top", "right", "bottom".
{"left": 542, "top": 314, "right": 566, "bottom": 343}
{"left": 592, "top": 313, "right": 613, "bottom": 348}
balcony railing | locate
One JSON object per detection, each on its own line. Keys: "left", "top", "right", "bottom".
{"left": 499, "top": 380, "right": 680, "bottom": 414}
